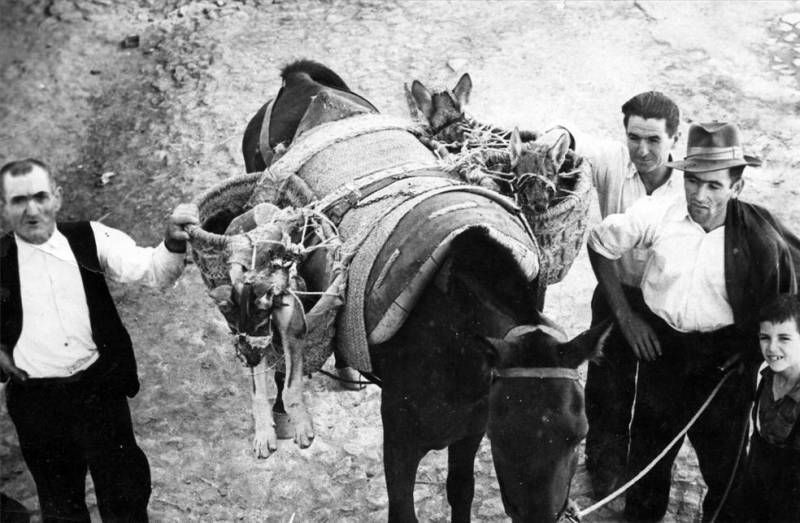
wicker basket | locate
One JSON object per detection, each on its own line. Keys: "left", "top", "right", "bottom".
{"left": 187, "top": 173, "right": 262, "bottom": 290}
{"left": 522, "top": 157, "right": 592, "bottom": 285}
{"left": 186, "top": 173, "right": 343, "bottom": 374}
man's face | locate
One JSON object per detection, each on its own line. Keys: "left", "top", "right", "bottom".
{"left": 683, "top": 168, "right": 742, "bottom": 232}
{"left": 759, "top": 319, "right": 800, "bottom": 375}
{"left": 1, "top": 166, "right": 62, "bottom": 244}
{"left": 625, "top": 115, "right": 678, "bottom": 176}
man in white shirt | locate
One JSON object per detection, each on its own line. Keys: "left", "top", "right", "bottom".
{"left": 537, "top": 91, "right": 683, "bottom": 497}
{"left": 588, "top": 122, "right": 800, "bottom": 521}
{"left": 0, "top": 158, "right": 199, "bottom": 523}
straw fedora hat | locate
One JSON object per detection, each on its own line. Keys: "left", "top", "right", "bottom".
{"left": 666, "top": 122, "right": 761, "bottom": 173}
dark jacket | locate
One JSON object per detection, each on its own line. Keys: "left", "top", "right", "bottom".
{"left": 0, "top": 222, "right": 139, "bottom": 396}
{"left": 725, "top": 199, "right": 800, "bottom": 365}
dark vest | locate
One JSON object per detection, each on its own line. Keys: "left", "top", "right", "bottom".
{"left": 0, "top": 222, "right": 140, "bottom": 396}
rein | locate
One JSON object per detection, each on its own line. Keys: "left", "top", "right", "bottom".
{"left": 576, "top": 365, "right": 738, "bottom": 520}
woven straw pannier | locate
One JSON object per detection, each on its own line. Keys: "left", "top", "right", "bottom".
{"left": 188, "top": 173, "right": 262, "bottom": 291}
{"left": 521, "top": 158, "right": 593, "bottom": 285}
{"left": 187, "top": 172, "right": 343, "bottom": 374}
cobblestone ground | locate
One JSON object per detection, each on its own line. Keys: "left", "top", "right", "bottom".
{"left": 2, "top": 1, "right": 800, "bottom": 521}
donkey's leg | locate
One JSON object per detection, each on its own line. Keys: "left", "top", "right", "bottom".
{"left": 250, "top": 360, "right": 277, "bottom": 458}
{"left": 273, "top": 299, "right": 314, "bottom": 448}
{"left": 381, "top": 387, "right": 425, "bottom": 523}
{"left": 447, "top": 434, "right": 482, "bottom": 523}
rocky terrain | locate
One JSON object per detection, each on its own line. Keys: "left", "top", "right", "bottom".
{"left": 2, "top": 1, "right": 800, "bottom": 521}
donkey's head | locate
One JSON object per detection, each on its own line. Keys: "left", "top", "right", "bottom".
{"left": 408, "top": 73, "right": 473, "bottom": 143}
{"left": 510, "top": 128, "right": 571, "bottom": 213}
{"left": 483, "top": 320, "right": 611, "bottom": 523}
{"left": 208, "top": 206, "right": 309, "bottom": 365}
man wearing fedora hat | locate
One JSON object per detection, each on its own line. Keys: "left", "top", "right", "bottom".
{"left": 587, "top": 121, "right": 800, "bottom": 521}
{"left": 537, "top": 91, "right": 685, "bottom": 498}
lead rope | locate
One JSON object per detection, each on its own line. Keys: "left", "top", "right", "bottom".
{"left": 577, "top": 367, "right": 737, "bottom": 519}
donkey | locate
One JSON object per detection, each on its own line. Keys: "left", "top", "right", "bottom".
{"left": 510, "top": 127, "right": 572, "bottom": 213}
{"left": 407, "top": 74, "right": 538, "bottom": 152}
{"left": 228, "top": 59, "right": 606, "bottom": 522}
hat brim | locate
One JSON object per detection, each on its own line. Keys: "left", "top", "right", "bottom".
{"left": 666, "top": 155, "right": 762, "bottom": 173}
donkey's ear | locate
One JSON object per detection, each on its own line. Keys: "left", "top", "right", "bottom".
{"left": 410, "top": 80, "right": 434, "bottom": 120}
{"left": 477, "top": 335, "right": 509, "bottom": 368}
{"left": 549, "top": 130, "right": 571, "bottom": 170}
{"left": 453, "top": 73, "right": 472, "bottom": 108}
{"left": 509, "top": 127, "right": 523, "bottom": 165}
{"left": 561, "top": 320, "right": 613, "bottom": 367}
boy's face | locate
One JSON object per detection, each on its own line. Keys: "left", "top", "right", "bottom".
{"left": 759, "top": 319, "right": 800, "bottom": 374}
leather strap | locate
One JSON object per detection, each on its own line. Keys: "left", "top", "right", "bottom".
{"left": 493, "top": 367, "right": 580, "bottom": 380}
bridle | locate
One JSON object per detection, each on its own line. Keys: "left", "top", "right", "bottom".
{"left": 492, "top": 366, "right": 580, "bottom": 381}
{"left": 490, "top": 325, "right": 579, "bottom": 382}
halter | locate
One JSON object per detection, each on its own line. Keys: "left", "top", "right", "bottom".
{"left": 492, "top": 367, "right": 580, "bottom": 381}
{"left": 430, "top": 114, "right": 469, "bottom": 136}
{"left": 490, "top": 325, "right": 579, "bottom": 382}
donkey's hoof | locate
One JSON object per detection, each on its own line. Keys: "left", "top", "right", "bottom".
{"left": 253, "top": 428, "right": 278, "bottom": 458}
{"left": 273, "top": 410, "right": 293, "bottom": 440}
{"left": 293, "top": 417, "right": 315, "bottom": 449}
{"left": 336, "top": 366, "right": 366, "bottom": 391}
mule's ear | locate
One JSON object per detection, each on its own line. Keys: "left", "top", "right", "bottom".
{"left": 549, "top": 130, "right": 571, "bottom": 170}
{"left": 410, "top": 80, "right": 434, "bottom": 120}
{"left": 509, "top": 127, "right": 523, "bottom": 165}
{"left": 561, "top": 320, "right": 613, "bottom": 367}
{"left": 477, "top": 335, "right": 508, "bottom": 368}
{"left": 453, "top": 73, "right": 472, "bottom": 108}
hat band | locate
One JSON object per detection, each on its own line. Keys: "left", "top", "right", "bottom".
{"left": 685, "top": 146, "right": 743, "bottom": 161}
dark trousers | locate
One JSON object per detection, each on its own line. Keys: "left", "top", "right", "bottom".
{"left": 6, "top": 370, "right": 150, "bottom": 523}
{"left": 736, "top": 432, "right": 800, "bottom": 522}
{"left": 623, "top": 312, "right": 751, "bottom": 522}
{"left": 585, "top": 285, "right": 642, "bottom": 485}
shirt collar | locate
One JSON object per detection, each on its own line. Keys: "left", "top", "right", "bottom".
{"left": 627, "top": 154, "right": 677, "bottom": 183}
{"left": 760, "top": 367, "right": 800, "bottom": 402}
{"left": 15, "top": 229, "right": 69, "bottom": 256}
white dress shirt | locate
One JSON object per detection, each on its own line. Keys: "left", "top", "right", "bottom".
{"left": 588, "top": 193, "right": 734, "bottom": 333}
{"left": 570, "top": 129, "right": 684, "bottom": 287}
{"left": 13, "top": 222, "right": 186, "bottom": 377}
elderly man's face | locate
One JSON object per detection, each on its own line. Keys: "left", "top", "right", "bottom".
{"left": 684, "top": 168, "right": 743, "bottom": 232}
{"left": 2, "top": 165, "right": 62, "bottom": 244}
{"left": 625, "top": 115, "right": 678, "bottom": 177}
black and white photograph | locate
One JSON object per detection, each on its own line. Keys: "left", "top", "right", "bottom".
{"left": 1, "top": 1, "right": 799, "bottom": 521}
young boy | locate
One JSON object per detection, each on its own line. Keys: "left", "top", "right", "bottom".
{"left": 739, "top": 294, "right": 800, "bottom": 522}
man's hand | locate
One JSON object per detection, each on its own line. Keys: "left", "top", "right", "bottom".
{"left": 536, "top": 127, "right": 571, "bottom": 150}
{"left": 165, "top": 203, "right": 199, "bottom": 253}
{"left": 0, "top": 347, "right": 28, "bottom": 383}
{"left": 618, "top": 312, "right": 662, "bottom": 361}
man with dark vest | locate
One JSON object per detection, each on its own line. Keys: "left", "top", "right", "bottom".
{"left": 587, "top": 122, "right": 800, "bottom": 521}
{"left": 0, "top": 158, "right": 198, "bottom": 522}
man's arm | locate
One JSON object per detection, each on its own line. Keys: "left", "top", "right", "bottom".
{"left": 93, "top": 203, "right": 199, "bottom": 287}
{"left": 0, "top": 344, "right": 28, "bottom": 383}
{"left": 588, "top": 246, "right": 661, "bottom": 361}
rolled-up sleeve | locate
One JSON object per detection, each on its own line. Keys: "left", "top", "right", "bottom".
{"left": 588, "top": 195, "right": 665, "bottom": 260}
{"left": 90, "top": 221, "right": 186, "bottom": 288}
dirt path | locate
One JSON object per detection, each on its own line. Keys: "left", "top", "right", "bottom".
{"left": 2, "top": 1, "right": 799, "bottom": 521}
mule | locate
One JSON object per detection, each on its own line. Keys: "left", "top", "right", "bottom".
{"left": 229, "top": 59, "right": 606, "bottom": 522}
{"left": 242, "top": 59, "right": 377, "bottom": 173}
{"left": 509, "top": 128, "right": 580, "bottom": 213}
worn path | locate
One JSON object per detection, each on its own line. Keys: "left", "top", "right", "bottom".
{"left": 2, "top": 1, "right": 799, "bottom": 521}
